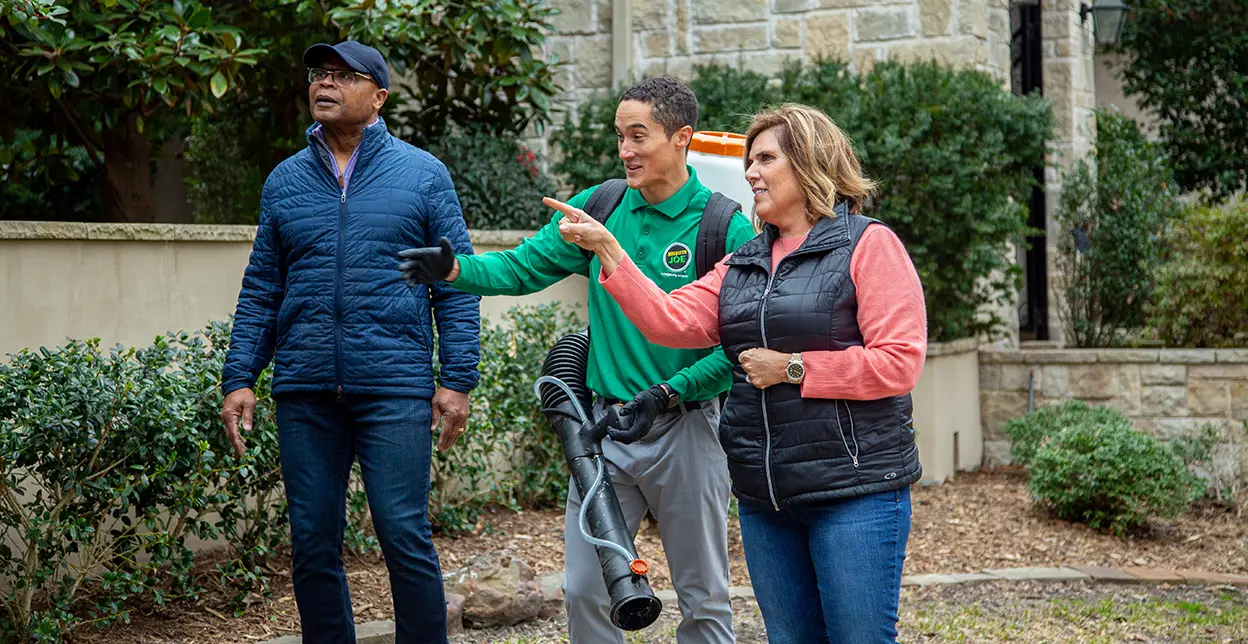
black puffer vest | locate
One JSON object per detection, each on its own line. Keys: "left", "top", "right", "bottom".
{"left": 717, "top": 205, "right": 922, "bottom": 509}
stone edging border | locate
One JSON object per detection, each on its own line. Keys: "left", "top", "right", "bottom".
{"left": 0, "top": 220, "right": 536, "bottom": 247}
{"left": 258, "top": 566, "right": 1248, "bottom": 644}
{"left": 901, "top": 565, "right": 1248, "bottom": 587}
{"left": 982, "top": 347, "right": 1248, "bottom": 365}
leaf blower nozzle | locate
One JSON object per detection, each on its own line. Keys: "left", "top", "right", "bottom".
{"left": 534, "top": 330, "right": 662, "bottom": 631}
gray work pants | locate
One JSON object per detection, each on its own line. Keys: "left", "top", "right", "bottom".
{"left": 562, "top": 399, "right": 734, "bottom": 643}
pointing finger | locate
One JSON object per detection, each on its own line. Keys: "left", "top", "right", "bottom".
{"left": 543, "top": 197, "right": 585, "bottom": 222}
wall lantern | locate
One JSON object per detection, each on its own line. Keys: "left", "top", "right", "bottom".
{"left": 1080, "top": 0, "right": 1129, "bottom": 46}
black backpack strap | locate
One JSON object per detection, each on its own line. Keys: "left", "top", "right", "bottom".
{"left": 695, "top": 192, "right": 742, "bottom": 278}
{"left": 578, "top": 179, "right": 629, "bottom": 260}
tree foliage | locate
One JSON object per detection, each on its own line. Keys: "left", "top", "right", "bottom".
{"left": 1, "top": 0, "right": 263, "bottom": 222}
{"left": 3, "top": 0, "right": 563, "bottom": 224}
{"left": 1115, "top": 0, "right": 1248, "bottom": 199}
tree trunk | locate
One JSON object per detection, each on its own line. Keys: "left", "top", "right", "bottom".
{"left": 101, "top": 113, "right": 156, "bottom": 223}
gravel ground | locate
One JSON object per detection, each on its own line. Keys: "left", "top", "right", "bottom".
{"left": 449, "top": 581, "right": 1248, "bottom": 643}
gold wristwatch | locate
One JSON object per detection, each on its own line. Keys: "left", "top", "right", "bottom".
{"left": 785, "top": 353, "right": 805, "bottom": 384}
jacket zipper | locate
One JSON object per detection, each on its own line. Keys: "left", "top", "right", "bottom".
{"left": 758, "top": 267, "right": 781, "bottom": 511}
{"left": 335, "top": 187, "right": 346, "bottom": 401}
{"left": 836, "top": 400, "right": 860, "bottom": 468}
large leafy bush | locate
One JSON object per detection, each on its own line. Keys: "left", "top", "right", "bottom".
{"left": 1147, "top": 195, "right": 1248, "bottom": 348}
{"left": 1005, "top": 401, "right": 1209, "bottom": 535}
{"left": 1053, "top": 109, "right": 1176, "bottom": 347}
{"left": 553, "top": 61, "right": 1054, "bottom": 342}
{"left": 0, "top": 331, "right": 282, "bottom": 638}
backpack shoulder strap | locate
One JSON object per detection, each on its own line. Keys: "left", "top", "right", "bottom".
{"left": 578, "top": 179, "right": 629, "bottom": 259}
{"left": 695, "top": 192, "right": 742, "bottom": 278}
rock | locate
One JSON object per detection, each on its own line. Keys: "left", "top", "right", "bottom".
{"left": 537, "top": 572, "right": 565, "bottom": 620}
{"left": 446, "top": 593, "right": 465, "bottom": 635}
{"left": 443, "top": 551, "right": 543, "bottom": 627}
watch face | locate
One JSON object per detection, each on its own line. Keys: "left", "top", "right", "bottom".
{"left": 787, "top": 362, "right": 803, "bottom": 381}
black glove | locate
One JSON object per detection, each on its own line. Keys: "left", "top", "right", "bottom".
{"left": 398, "top": 237, "right": 456, "bottom": 285}
{"left": 607, "top": 384, "right": 673, "bottom": 445}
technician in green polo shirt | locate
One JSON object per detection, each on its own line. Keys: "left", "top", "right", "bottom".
{"left": 398, "top": 77, "right": 753, "bottom": 644}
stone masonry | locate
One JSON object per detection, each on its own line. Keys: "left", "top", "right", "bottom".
{"left": 980, "top": 348, "right": 1248, "bottom": 488}
{"left": 1041, "top": 0, "right": 1098, "bottom": 346}
{"left": 540, "top": 0, "right": 1014, "bottom": 114}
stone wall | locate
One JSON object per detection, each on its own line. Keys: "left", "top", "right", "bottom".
{"left": 541, "top": 0, "right": 1013, "bottom": 118}
{"left": 980, "top": 348, "right": 1248, "bottom": 487}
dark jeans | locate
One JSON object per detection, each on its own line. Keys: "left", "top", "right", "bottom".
{"left": 738, "top": 487, "right": 911, "bottom": 644}
{"left": 275, "top": 393, "right": 446, "bottom": 644}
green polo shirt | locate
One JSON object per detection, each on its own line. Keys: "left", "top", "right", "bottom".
{"left": 453, "top": 167, "right": 756, "bottom": 402}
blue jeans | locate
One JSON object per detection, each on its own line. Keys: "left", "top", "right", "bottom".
{"left": 738, "top": 487, "right": 911, "bottom": 644}
{"left": 276, "top": 393, "right": 446, "bottom": 644}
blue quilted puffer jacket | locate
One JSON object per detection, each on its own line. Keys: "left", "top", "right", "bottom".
{"left": 221, "top": 118, "right": 481, "bottom": 399}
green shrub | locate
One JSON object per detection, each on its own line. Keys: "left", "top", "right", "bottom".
{"left": 1148, "top": 195, "right": 1248, "bottom": 348}
{"left": 1054, "top": 109, "right": 1177, "bottom": 347}
{"left": 1028, "top": 418, "right": 1205, "bottom": 535}
{"left": 1001, "top": 399, "right": 1127, "bottom": 466}
{"left": 429, "top": 303, "right": 581, "bottom": 531}
{"left": 552, "top": 60, "right": 1054, "bottom": 341}
{"left": 1006, "top": 401, "right": 1208, "bottom": 535}
{"left": 426, "top": 131, "right": 558, "bottom": 230}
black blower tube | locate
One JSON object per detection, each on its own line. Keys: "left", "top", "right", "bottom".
{"left": 537, "top": 331, "right": 663, "bottom": 631}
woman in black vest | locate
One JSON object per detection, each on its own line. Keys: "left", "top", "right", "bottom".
{"left": 547, "top": 103, "right": 927, "bottom": 643}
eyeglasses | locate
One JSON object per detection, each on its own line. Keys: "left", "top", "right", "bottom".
{"left": 307, "top": 68, "right": 374, "bottom": 87}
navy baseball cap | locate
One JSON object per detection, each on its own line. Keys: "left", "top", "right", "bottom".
{"left": 303, "top": 41, "right": 390, "bottom": 90}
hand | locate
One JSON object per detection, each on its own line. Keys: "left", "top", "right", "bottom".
{"left": 739, "top": 348, "right": 791, "bottom": 389}
{"left": 431, "top": 387, "right": 471, "bottom": 452}
{"left": 398, "top": 237, "right": 456, "bottom": 285}
{"left": 542, "top": 197, "right": 625, "bottom": 273}
{"left": 607, "top": 384, "right": 670, "bottom": 444}
{"left": 221, "top": 388, "right": 256, "bottom": 456}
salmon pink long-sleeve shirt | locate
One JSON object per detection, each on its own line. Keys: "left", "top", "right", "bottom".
{"left": 599, "top": 224, "right": 928, "bottom": 400}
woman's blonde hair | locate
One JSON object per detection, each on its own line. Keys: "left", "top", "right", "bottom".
{"left": 744, "top": 103, "right": 875, "bottom": 223}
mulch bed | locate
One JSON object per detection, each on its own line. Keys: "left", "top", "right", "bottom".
{"left": 73, "top": 468, "right": 1248, "bottom": 643}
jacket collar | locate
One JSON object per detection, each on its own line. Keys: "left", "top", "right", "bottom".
{"left": 305, "top": 116, "right": 389, "bottom": 175}
{"left": 621, "top": 165, "right": 703, "bottom": 218}
{"left": 728, "top": 201, "right": 853, "bottom": 266}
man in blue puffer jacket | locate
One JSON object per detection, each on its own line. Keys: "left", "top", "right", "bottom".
{"left": 219, "top": 41, "right": 480, "bottom": 644}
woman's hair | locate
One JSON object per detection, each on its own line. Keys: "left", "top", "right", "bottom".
{"left": 743, "top": 104, "right": 875, "bottom": 222}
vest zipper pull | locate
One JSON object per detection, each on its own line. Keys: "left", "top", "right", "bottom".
{"left": 341, "top": 190, "right": 346, "bottom": 204}
{"left": 337, "top": 385, "right": 343, "bottom": 401}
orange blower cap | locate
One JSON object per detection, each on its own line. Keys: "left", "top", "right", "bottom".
{"left": 630, "top": 559, "right": 649, "bottom": 576}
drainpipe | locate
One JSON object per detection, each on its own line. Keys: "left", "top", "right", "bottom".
{"left": 612, "top": 0, "right": 633, "bottom": 89}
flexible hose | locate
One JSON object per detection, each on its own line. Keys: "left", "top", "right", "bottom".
{"left": 533, "top": 375, "right": 589, "bottom": 425}
{"left": 579, "top": 456, "right": 637, "bottom": 562}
